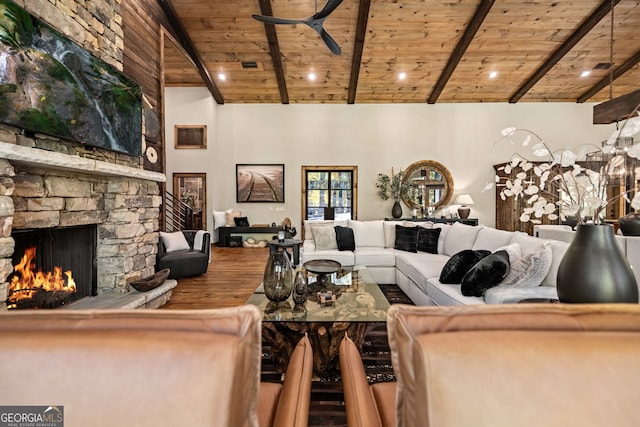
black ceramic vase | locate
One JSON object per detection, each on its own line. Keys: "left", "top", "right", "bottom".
{"left": 557, "top": 224, "right": 638, "bottom": 303}
{"left": 391, "top": 200, "right": 402, "bottom": 218}
{"left": 619, "top": 212, "right": 640, "bottom": 236}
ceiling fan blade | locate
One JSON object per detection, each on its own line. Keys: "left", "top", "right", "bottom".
{"left": 320, "top": 28, "right": 341, "bottom": 55}
{"left": 252, "top": 14, "right": 302, "bottom": 25}
{"left": 314, "top": 0, "right": 344, "bottom": 19}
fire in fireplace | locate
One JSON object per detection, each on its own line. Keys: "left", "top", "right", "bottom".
{"left": 8, "top": 247, "right": 77, "bottom": 309}
{"left": 9, "top": 225, "right": 97, "bottom": 309}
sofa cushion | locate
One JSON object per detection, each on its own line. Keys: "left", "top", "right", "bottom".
{"left": 160, "top": 231, "right": 190, "bottom": 252}
{"left": 500, "top": 243, "right": 553, "bottom": 287}
{"left": 472, "top": 227, "right": 514, "bottom": 251}
{"left": 484, "top": 285, "right": 559, "bottom": 304}
{"left": 443, "top": 222, "right": 483, "bottom": 256}
{"left": 311, "top": 224, "right": 338, "bottom": 251}
{"left": 384, "top": 221, "right": 397, "bottom": 248}
{"left": 433, "top": 224, "right": 450, "bottom": 254}
{"left": 395, "top": 225, "right": 419, "bottom": 252}
{"left": 461, "top": 250, "right": 510, "bottom": 297}
{"left": 425, "top": 280, "right": 485, "bottom": 305}
{"left": 417, "top": 228, "right": 441, "bottom": 254}
{"left": 349, "top": 220, "right": 385, "bottom": 248}
{"left": 439, "top": 249, "right": 491, "bottom": 284}
{"left": 354, "top": 247, "right": 396, "bottom": 267}
{"left": 395, "top": 251, "right": 450, "bottom": 294}
{"left": 335, "top": 226, "right": 355, "bottom": 251}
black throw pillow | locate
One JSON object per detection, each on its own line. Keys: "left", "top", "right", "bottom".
{"left": 461, "top": 250, "right": 511, "bottom": 297}
{"left": 394, "top": 225, "right": 419, "bottom": 252}
{"left": 439, "top": 249, "right": 491, "bottom": 284}
{"left": 234, "top": 216, "right": 249, "bottom": 226}
{"left": 334, "top": 226, "right": 355, "bottom": 251}
{"left": 417, "top": 227, "right": 441, "bottom": 254}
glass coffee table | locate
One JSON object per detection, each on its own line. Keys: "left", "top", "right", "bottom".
{"left": 246, "top": 266, "right": 390, "bottom": 373}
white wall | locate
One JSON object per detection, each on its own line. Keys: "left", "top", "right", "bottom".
{"left": 165, "top": 87, "right": 616, "bottom": 235}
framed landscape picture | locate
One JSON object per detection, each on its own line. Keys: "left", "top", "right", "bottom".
{"left": 236, "top": 164, "right": 285, "bottom": 203}
{"left": 175, "top": 125, "right": 207, "bottom": 149}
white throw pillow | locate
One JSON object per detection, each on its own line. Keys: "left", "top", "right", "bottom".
{"left": 160, "top": 231, "right": 190, "bottom": 252}
{"left": 213, "top": 209, "right": 232, "bottom": 230}
{"left": 500, "top": 243, "right": 553, "bottom": 287}
{"left": 311, "top": 225, "right": 338, "bottom": 251}
{"left": 348, "top": 220, "right": 385, "bottom": 248}
{"left": 494, "top": 243, "right": 523, "bottom": 262}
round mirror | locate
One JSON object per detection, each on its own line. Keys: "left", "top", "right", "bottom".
{"left": 401, "top": 160, "right": 454, "bottom": 211}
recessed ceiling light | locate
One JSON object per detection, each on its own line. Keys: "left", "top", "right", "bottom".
{"left": 308, "top": 72, "right": 316, "bottom": 81}
{"left": 489, "top": 71, "right": 498, "bottom": 79}
{"left": 398, "top": 72, "right": 407, "bottom": 80}
{"left": 580, "top": 70, "right": 591, "bottom": 78}
{"left": 218, "top": 73, "right": 226, "bottom": 81}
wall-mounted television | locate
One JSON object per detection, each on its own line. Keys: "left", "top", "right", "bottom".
{"left": 0, "top": 0, "right": 142, "bottom": 157}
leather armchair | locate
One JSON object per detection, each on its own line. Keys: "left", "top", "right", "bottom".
{"left": 0, "top": 306, "right": 312, "bottom": 427}
{"left": 385, "top": 304, "right": 640, "bottom": 427}
{"left": 156, "top": 229, "right": 210, "bottom": 279}
{"left": 339, "top": 334, "right": 396, "bottom": 427}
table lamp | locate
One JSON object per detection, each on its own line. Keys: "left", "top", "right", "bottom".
{"left": 454, "top": 194, "right": 474, "bottom": 219}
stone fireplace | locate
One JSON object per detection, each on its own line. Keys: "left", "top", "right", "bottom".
{"left": 0, "top": 130, "right": 165, "bottom": 311}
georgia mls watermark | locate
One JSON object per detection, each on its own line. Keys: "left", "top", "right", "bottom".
{"left": 0, "top": 406, "right": 63, "bottom": 427}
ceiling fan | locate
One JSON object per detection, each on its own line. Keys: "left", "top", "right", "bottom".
{"left": 252, "top": 0, "right": 344, "bottom": 55}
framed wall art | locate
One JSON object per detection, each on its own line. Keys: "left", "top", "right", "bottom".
{"left": 175, "top": 125, "right": 207, "bottom": 149}
{"left": 173, "top": 173, "right": 206, "bottom": 229}
{"left": 236, "top": 164, "right": 285, "bottom": 203}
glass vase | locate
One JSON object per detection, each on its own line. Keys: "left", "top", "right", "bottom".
{"left": 263, "top": 251, "right": 293, "bottom": 303}
{"left": 557, "top": 224, "right": 638, "bottom": 303}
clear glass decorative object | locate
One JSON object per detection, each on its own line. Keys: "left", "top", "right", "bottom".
{"left": 263, "top": 251, "right": 294, "bottom": 303}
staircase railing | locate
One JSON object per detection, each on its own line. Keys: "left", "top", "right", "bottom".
{"left": 163, "top": 191, "right": 195, "bottom": 232}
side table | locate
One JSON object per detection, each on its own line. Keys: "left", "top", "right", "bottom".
{"left": 268, "top": 239, "right": 302, "bottom": 266}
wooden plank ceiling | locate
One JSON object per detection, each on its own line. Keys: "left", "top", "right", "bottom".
{"left": 160, "top": 0, "right": 640, "bottom": 104}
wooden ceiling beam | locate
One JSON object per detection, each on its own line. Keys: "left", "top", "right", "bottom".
{"left": 257, "top": 0, "right": 289, "bottom": 104}
{"left": 427, "top": 0, "right": 495, "bottom": 104}
{"left": 577, "top": 50, "right": 640, "bottom": 104}
{"left": 347, "top": 0, "right": 371, "bottom": 105}
{"left": 592, "top": 89, "right": 640, "bottom": 124}
{"left": 157, "top": 0, "right": 224, "bottom": 104}
{"left": 509, "top": 0, "right": 622, "bottom": 104}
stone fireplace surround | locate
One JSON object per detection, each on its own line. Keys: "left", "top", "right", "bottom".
{"left": 0, "top": 134, "right": 166, "bottom": 311}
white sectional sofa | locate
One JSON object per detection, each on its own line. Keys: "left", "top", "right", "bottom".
{"left": 301, "top": 220, "right": 569, "bottom": 306}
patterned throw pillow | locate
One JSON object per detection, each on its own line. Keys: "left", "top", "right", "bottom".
{"left": 500, "top": 243, "right": 553, "bottom": 287}
{"left": 311, "top": 225, "right": 338, "bottom": 251}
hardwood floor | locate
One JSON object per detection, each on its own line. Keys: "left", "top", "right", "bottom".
{"left": 161, "top": 246, "right": 269, "bottom": 310}
{"left": 161, "top": 246, "right": 407, "bottom": 426}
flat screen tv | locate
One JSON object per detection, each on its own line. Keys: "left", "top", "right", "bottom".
{"left": 0, "top": 0, "right": 142, "bottom": 157}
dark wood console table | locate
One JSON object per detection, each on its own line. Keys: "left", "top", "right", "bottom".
{"left": 385, "top": 217, "right": 479, "bottom": 226}
{"left": 217, "top": 226, "right": 291, "bottom": 247}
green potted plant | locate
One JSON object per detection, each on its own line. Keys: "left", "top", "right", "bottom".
{"left": 376, "top": 168, "right": 410, "bottom": 218}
